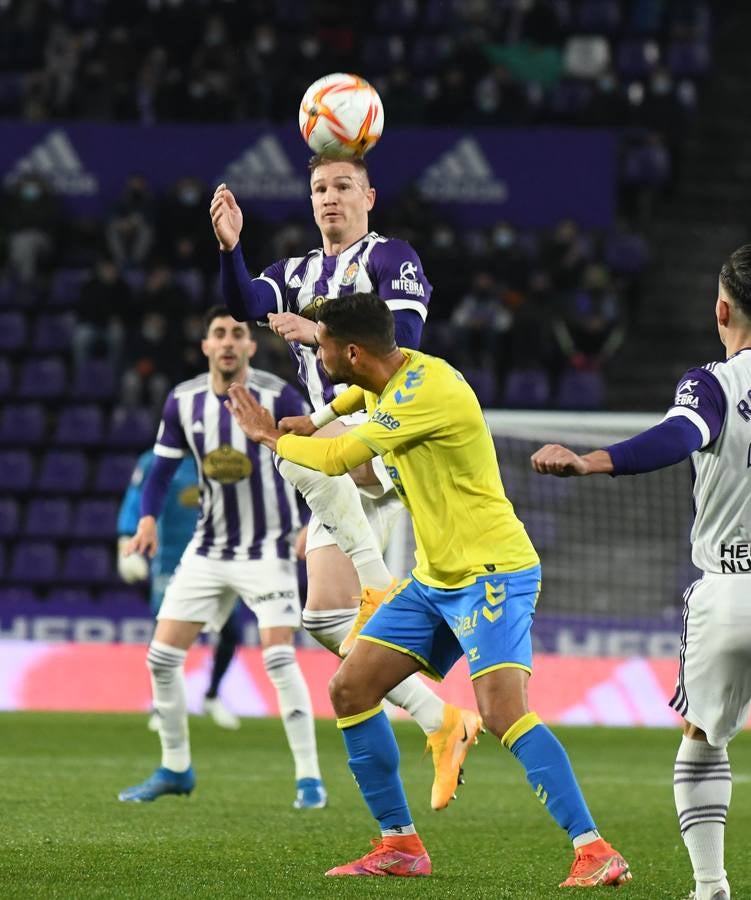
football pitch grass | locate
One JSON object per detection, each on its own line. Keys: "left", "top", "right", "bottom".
{"left": 3, "top": 713, "right": 751, "bottom": 899}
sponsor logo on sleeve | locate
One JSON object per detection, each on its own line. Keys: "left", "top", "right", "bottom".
{"left": 391, "top": 260, "right": 426, "bottom": 297}
{"left": 675, "top": 378, "right": 699, "bottom": 409}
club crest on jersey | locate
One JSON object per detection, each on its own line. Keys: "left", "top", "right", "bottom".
{"left": 341, "top": 262, "right": 359, "bottom": 286}
{"left": 178, "top": 484, "right": 201, "bottom": 508}
{"left": 300, "top": 295, "right": 329, "bottom": 320}
{"left": 202, "top": 444, "right": 252, "bottom": 484}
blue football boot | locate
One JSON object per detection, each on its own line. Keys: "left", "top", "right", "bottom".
{"left": 118, "top": 766, "right": 196, "bottom": 802}
{"left": 293, "top": 777, "right": 327, "bottom": 809}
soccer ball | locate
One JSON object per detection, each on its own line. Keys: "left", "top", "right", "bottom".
{"left": 298, "top": 73, "right": 384, "bottom": 158}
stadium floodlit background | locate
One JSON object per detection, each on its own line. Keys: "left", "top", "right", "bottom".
{"left": 2, "top": 3, "right": 751, "bottom": 897}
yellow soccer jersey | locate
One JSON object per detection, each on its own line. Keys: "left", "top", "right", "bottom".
{"left": 277, "top": 349, "right": 539, "bottom": 588}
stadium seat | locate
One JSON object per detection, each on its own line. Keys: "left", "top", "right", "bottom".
{"left": 555, "top": 368, "right": 605, "bottom": 410}
{"left": 0, "top": 357, "right": 13, "bottom": 396}
{"left": 48, "top": 268, "right": 88, "bottom": 307}
{"left": 0, "top": 585, "right": 38, "bottom": 605}
{"left": 32, "top": 312, "right": 75, "bottom": 352}
{"left": 54, "top": 405, "right": 104, "bottom": 446}
{"left": 107, "top": 406, "right": 156, "bottom": 448}
{"left": 18, "top": 356, "right": 68, "bottom": 400}
{"left": 622, "top": 139, "right": 671, "bottom": 185}
{"left": 374, "top": 0, "right": 419, "bottom": 29}
{"left": 461, "top": 368, "right": 497, "bottom": 407}
{"left": 72, "top": 499, "right": 119, "bottom": 539}
{"left": 172, "top": 268, "right": 205, "bottom": 305}
{"left": 47, "top": 587, "right": 93, "bottom": 606}
{"left": 71, "top": 359, "right": 118, "bottom": 401}
{"left": 604, "top": 231, "right": 649, "bottom": 276}
{"left": 9, "top": 541, "right": 59, "bottom": 583}
{"left": 0, "top": 404, "right": 46, "bottom": 447}
{"left": 61, "top": 544, "right": 113, "bottom": 583}
{"left": 92, "top": 452, "right": 138, "bottom": 494}
{"left": 502, "top": 368, "right": 551, "bottom": 409}
{"left": 615, "top": 39, "right": 661, "bottom": 79}
{"left": 547, "top": 80, "right": 594, "bottom": 118}
{"left": 0, "top": 450, "right": 34, "bottom": 491}
{"left": 36, "top": 450, "right": 88, "bottom": 494}
{"left": 666, "top": 41, "right": 710, "bottom": 78}
{"left": 24, "top": 498, "right": 72, "bottom": 538}
{"left": 576, "top": 0, "right": 621, "bottom": 33}
{"left": 0, "top": 498, "right": 20, "bottom": 537}
{"left": 0, "top": 311, "right": 27, "bottom": 351}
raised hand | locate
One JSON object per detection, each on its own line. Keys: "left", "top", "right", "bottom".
{"left": 225, "top": 382, "right": 280, "bottom": 448}
{"left": 210, "top": 183, "right": 243, "bottom": 252}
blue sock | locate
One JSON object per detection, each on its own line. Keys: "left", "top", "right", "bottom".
{"left": 503, "top": 712, "right": 596, "bottom": 841}
{"left": 338, "top": 706, "right": 412, "bottom": 830}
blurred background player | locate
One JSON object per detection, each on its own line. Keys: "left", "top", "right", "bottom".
{"left": 210, "top": 155, "right": 482, "bottom": 810}
{"left": 117, "top": 449, "right": 242, "bottom": 730}
{"left": 118, "top": 307, "right": 325, "bottom": 809}
{"left": 531, "top": 244, "right": 751, "bottom": 900}
{"left": 226, "top": 292, "right": 629, "bottom": 888}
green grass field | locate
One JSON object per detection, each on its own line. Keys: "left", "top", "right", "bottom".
{"left": 2, "top": 713, "right": 751, "bottom": 899}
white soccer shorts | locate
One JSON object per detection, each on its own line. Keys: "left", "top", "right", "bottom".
{"left": 305, "top": 488, "right": 404, "bottom": 556}
{"left": 157, "top": 548, "right": 301, "bottom": 632}
{"left": 670, "top": 573, "right": 751, "bottom": 747}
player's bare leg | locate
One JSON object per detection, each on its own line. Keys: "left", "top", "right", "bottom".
{"left": 258, "top": 624, "right": 326, "bottom": 809}
{"left": 118, "top": 618, "right": 203, "bottom": 802}
{"left": 473, "top": 668, "right": 630, "bottom": 888}
{"left": 675, "top": 722, "right": 731, "bottom": 900}
{"left": 302, "top": 543, "right": 478, "bottom": 808}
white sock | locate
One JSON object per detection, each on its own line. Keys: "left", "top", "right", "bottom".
{"left": 146, "top": 640, "right": 190, "bottom": 772}
{"left": 277, "top": 458, "right": 392, "bottom": 589}
{"left": 262, "top": 645, "right": 321, "bottom": 781}
{"left": 674, "top": 735, "right": 730, "bottom": 887}
{"left": 573, "top": 829, "right": 601, "bottom": 850}
{"left": 301, "top": 608, "right": 445, "bottom": 733}
{"left": 301, "top": 607, "right": 357, "bottom": 654}
{"left": 385, "top": 675, "right": 446, "bottom": 735}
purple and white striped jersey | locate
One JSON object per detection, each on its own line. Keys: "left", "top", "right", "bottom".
{"left": 661, "top": 350, "right": 751, "bottom": 574}
{"left": 153, "top": 369, "right": 307, "bottom": 562}
{"left": 258, "top": 232, "right": 431, "bottom": 409}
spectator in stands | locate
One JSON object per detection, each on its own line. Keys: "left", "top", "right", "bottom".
{"left": 106, "top": 175, "right": 155, "bottom": 268}
{"left": 139, "top": 261, "right": 192, "bottom": 319}
{"left": 121, "top": 310, "right": 182, "bottom": 414}
{"left": 551, "top": 263, "right": 625, "bottom": 374}
{"left": 542, "top": 219, "right": 589, "bottom": 291}
{"left": 2, "top": 173, "right": 60, "bottom": 284}
{"left": 450, "top": 271, "right": 514, "bottom": 374}
{"left": 72, "top": 256, "right": 132, "bottom": 373}
{"left": 157, "top": 177, "right": 215, "bottom": 275}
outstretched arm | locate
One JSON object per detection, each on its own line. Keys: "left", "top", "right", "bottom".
{"left": 531, "top": 445, "right": 614, "bottom": 477}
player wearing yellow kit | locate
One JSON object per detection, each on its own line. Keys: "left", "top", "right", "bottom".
{"left": 226, "top": 293, "right": 630, "bottom": 889}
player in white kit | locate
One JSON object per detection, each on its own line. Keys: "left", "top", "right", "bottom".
{"left": 530, "top": 243, "right": 751, "bottom": 900}
{"left": 209, "top": 155, "right": 483, "bottom": 810}
{"left": 118, "top": 307, "right": 325, "bottom": 809}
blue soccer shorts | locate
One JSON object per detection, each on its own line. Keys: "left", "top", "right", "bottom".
{"left": 359, "top": 564, "right": 541, "bottom": 681}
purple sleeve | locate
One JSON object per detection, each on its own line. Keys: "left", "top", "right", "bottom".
{"left": 274, "top": 383, "right": 310, "bottom": 421}
{"left": 219, "top": 244, "right": 283, "bottom": 322}
{"left": 393, "top": 309, "right": 424, "bottom": 349}
{"left": 141, "top": 454, "right": 182, "bottom": 519}
{"left": 607, "top": 366, "right": 726, "bottom": 475}
{"left": 368, "top": 238, "right": 431, "bottom": 325}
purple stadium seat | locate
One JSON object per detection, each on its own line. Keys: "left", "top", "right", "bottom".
{"left": 32, "top": 313, "right": 75, "bottom": 352}
{"left": 9, "top": 541, "right": 59, "bottom": 583}
{"left": 72, "top": 499, "right": 119, "bottom": 539}
{"left": 61, "top": 544, "right": 113, "bottom": 583}
{"left": 48, "top": 268, "right": 88, "bottom": 307}
{"left": 374, "top": 0, "right": 419, "bottom": 29}
{"left": 0, "top": 450, "right": 34, "bottom": 491}
{"left": 360, "top": 35, "right": 404, "bottom": 75}
{"left": 615, "top": 39, "right": 660, "bottom": 79}
{"left": 0, "top": 498, "right": 20, "bottom": 537}
{"left": 666, "top": 41, "right": 710, "bottom": 78}
{"left": 107, "top": 406, "right": 156, "bottom": 449}
{"left": 93, "top": 453, "right": 138, "bottom": 494}
{"left": 604, "top": 232, "right": 649, "bottom": 275}
{"left": 172, "top": 268, "right": 205, "bottom": 305}
{"left": 0, "top": 311, "right": 27, "bottom": 351}
{"left": 502, "top": 368, "right": 551, "bottom": 409}
{"left": 411, "top": 35, "right": 454, "bottom": 73}
{"left": 18, "top": 356, "right": 67, "bottom": 400}
{"left": 0, "top": 404, "right": 46, "bottom": 447}
{"left": 548, "top": 81, "right": 594, "bottom": 117}
{"left": 54, "top": 405, "right": 104, "bottom": 446}
{"left": 576, "top": 0, "right": 621, "bottom": 33}
{"left": 461, "top": 368, "right": 497, "bottom": 407}
{"left": 555, "top": 369, "right": 605, "bottom": 410}
{"left": 0, "top": 585, "right": 39, "bottom": 605}
{"left": 71, "top": 359, "right": 117, "bottom": 401}
{"left": 37, "top": 450, "right": 88, "bottom": 493}
{"left": 0, "top": 358, "right": 12, "bottom": 396}
{"left": 47, "top": 587, "right": 93, "bottom": 606}
{"left": 622, "top": 140, "right": 671, "bottom": 185}
{"left": 24, "top": 498, "right": 73, "bottom": 538}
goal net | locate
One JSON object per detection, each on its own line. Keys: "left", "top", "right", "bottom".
{"left": 385, "top": 411, "right": 698, "bottom": 658}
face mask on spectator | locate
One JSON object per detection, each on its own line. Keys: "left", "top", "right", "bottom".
{"left": 20, "top": 182, "right": 42, "bottom": 201}
{"left": 178, "top": 187, "right": 200, "bottom": 205}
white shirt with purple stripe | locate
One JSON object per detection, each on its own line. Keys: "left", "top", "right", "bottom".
{"left": 154, "top": 370, "right": 306, "bottom": 562}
